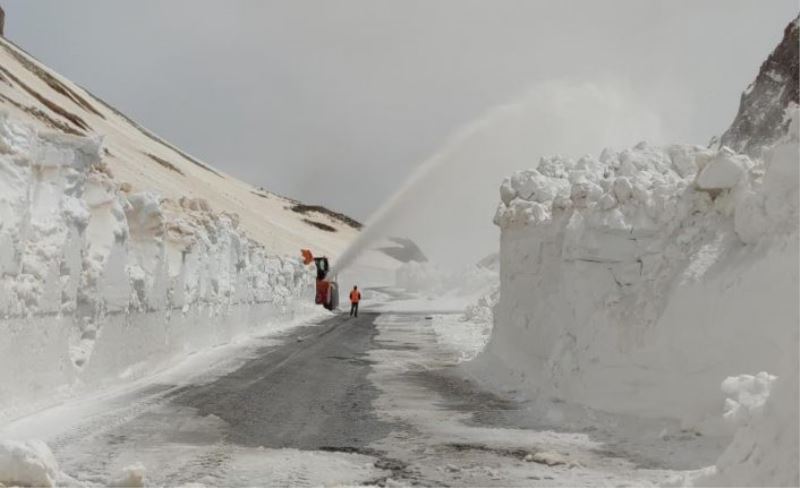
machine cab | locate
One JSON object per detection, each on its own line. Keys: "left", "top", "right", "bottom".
{"left": 301, "top": 250, "right": 339, "bottom": 310}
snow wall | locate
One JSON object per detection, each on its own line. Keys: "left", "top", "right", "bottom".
{"left": 0, "top": 113, "right": 316, "bottom": 418}
{"left": 471, "top": 107, "right": 799, "bottom": 481}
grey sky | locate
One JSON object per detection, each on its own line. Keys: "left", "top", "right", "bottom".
{"left": 2, "top": 1, "right": 797, "bottom": 221}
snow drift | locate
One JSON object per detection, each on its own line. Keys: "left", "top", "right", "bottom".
{"left": 0, "top": 112, "right": 317, "bottom": 418}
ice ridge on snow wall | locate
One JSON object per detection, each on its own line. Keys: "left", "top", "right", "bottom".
{"left": 0, "top": 112, "right": 315, "bottom": 416}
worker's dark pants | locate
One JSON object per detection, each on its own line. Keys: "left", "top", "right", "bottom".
{"left": 350, "top": 302, "right": 359, "bottom": 317}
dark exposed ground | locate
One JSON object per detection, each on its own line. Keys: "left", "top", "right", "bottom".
{"left": 289, "top": 204, "right": 363, "bottom": 229}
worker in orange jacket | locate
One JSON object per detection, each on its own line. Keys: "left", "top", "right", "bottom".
{"left": 349, "top": 285, "right": 361, "bottom": 317}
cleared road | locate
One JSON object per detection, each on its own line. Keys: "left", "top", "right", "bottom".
{"left": 173, "top": 312, "right": 392, "bottom": 450}
{"left": 21, "top": 308, "right": 702, "bottom": 486}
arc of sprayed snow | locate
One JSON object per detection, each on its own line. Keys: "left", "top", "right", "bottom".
{"left": 331, "top": 101, "right": 521, "bottom": 275}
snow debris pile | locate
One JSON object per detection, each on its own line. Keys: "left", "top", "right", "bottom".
{"left": 693, "top": 353, "right": 799, "bottom": 486}
{"left": 719, "top": 373, "right": 776, "bottom": 427}
{"left": 0, "top": 440, "right": 69, "bottom": 487}
{"left": 110, "top": 462, "right": 147, "bottom": 488}
{"left": 478, "top": 105, "right": 798, "bottom": 422}
{"left": 0, "top": 112, "right": 316, "bottom": 415}
{"left": 463, "top": 287, "right": 499, "bottom": 327}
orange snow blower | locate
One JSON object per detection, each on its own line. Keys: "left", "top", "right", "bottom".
{"left": 301, "top": 249, "right": 339, "bottom": 310}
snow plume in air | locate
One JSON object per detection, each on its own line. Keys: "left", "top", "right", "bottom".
{"left": 333, "top": 78, "right": 663, "bottom": 275}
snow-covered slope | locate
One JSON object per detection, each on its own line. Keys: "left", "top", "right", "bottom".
{"left": 0, "top": 35, "right": 360, "bottom": 258}
{"left": 471, "top": 15, "right": 799, "bottom": 487}
{"left": 0, "top": 26, "right": 375, "bottom": 421}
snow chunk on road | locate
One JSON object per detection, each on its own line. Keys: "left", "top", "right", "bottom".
{"left": 720, "top": 372, "right": 775, "bottom": 426}
{"left": 525, "top": 451, "right": 568, "bottom": 466}
{"left": 692, "top": 361, "right": 799, "bottom": 486}
{"left": 111, "top": 462, "right": 146, "bottom": 487}
{"left": 0, "top": 440, "right": 65, "bottom": 487}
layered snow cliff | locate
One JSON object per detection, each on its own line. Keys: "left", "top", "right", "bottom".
{"left": 0, "top": 113, "right": 320, "bottom": 416}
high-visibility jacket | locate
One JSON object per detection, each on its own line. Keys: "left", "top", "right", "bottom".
{"left": 349, "top": 290, "right": 361, "bottom": 303}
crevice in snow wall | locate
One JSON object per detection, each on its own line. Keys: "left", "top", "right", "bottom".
{"left": 0, "top": 112, "right": 316, "bottom": 417}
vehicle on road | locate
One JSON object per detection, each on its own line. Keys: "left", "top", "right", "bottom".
{"left": 301, "top": 249, "right": 339, "bottom": 310}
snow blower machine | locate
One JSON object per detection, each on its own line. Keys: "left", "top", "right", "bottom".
{"left": 301, "top": 249, "right": 339, "bottom": 310}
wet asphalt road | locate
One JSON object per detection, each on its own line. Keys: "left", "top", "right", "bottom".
{"left": 173, "top": 311, "right": 393, "bottom": 450}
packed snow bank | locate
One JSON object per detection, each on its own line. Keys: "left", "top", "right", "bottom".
{"left": 473, "top": 107, "right": 799, "bottom": 429}
{"left": 0, "top": 439, "right": 149, "bottom": 488}
{"left": 0, "top": 112, "right": 318, "bottom": 419}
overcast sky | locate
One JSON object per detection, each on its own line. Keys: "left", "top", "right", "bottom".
{"left": 3, "top": 1, "right": 796, "bottom": 220}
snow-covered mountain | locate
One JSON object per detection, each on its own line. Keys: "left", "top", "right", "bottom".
{"left": 0, "top": 31, "right": 360, "bottom": 258}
